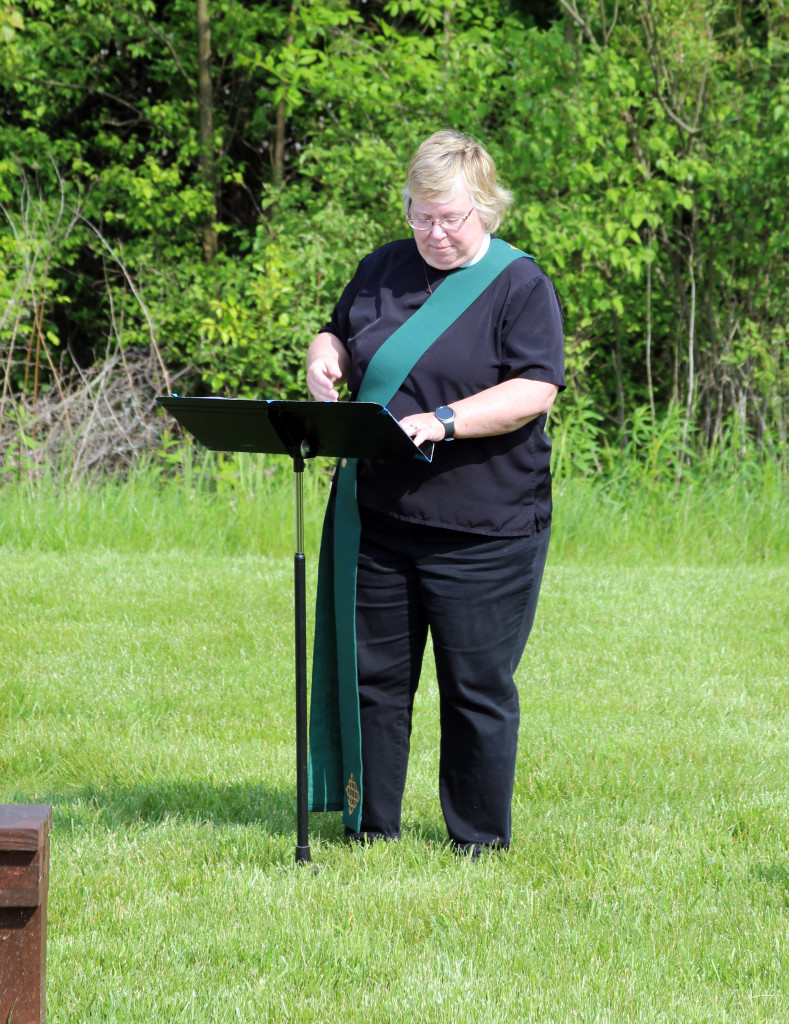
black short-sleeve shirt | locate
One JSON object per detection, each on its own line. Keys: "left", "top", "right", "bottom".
{"left": 323, "top": 238, "right": 565, "bottom": 537}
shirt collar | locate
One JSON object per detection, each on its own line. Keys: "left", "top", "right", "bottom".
{"left": 460, "top": 233, "right": 491, "bottom": 268}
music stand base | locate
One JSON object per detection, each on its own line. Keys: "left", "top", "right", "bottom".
{"left": 295, "top": 845, "right": 314, "bottom": 868}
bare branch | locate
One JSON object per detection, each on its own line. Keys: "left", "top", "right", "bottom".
{"left": 118, "top": 0, "right": 198, "bottom": 98}
{"left": 557, "top": 0, "right": 601, "bottom": 50}
{"left": 72, "top": 212, "right": 172, "bottom": 396}
{"left": 635, "top": 0, "right": 705, "bottom": 138}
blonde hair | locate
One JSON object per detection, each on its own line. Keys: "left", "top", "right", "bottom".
{"left": 403, "top": 130, "right": 513, "bottom": 234}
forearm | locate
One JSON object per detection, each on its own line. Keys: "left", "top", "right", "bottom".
{"left": 452, "top": 378, "right": 558, "bottom": 437}
{"left": 401, "top": 378, "right": 559, "bottom": 446}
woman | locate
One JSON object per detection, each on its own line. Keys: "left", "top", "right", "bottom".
{"left": 306, "top": 130, "right": 565, "bottom": 854}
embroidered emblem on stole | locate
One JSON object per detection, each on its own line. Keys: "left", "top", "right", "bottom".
{"left": 345, "top": 773, "right": 360, "bottom": 814}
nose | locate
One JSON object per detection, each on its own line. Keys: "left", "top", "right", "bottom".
{"left": 429, "top": 220, "right": 448, "bottom": 238}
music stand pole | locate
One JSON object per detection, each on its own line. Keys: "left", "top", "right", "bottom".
{"left": 293, "top": 441, "right": 313, "bottom": 864}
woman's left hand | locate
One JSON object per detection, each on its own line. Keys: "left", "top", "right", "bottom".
{"left": 399, "top": 413, "right": 447, "bottom": 447}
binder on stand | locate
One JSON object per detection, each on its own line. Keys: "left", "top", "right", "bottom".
{"left": 156, "top": 396, "right": 430, "bottom": 865}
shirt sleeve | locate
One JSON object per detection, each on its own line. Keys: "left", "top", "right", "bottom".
{"left": 320, "top": 257, "right": 368, "bottom": 342}
{"left": 499, "top": 269, "right": 566, "bottom": 390}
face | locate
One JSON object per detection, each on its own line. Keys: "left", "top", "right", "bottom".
{"left": 409, "top": 186, "right": 487, "bottom": 271}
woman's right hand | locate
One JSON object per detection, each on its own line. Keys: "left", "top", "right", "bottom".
{"left": 306, "top": 332, "right": 350, "bottom": 401}
{"left": 307, "top": 357, "right": 344, "bottom": 401}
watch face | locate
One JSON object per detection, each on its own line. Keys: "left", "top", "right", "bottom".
{"left": 435, "top": 406, "right": 455, "bottom": 439}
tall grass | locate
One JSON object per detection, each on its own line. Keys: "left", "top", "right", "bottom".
{"left": 1, "top": 442, "right": 785, "bottom": 564}
{"left": 0, "top": 448, "right": 330, "bottom": 555}
{"left": 551, "top": 472, "right": 786, "bottom": 565}
{"left": 548, "top": 400, "right": 787, "bottom": 564}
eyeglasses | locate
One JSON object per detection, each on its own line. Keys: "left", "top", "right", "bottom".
{"left": 406, "top": 207, "right": 475, "bottom": 232}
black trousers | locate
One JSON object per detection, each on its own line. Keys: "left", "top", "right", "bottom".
{"left": 350, "top": 508, "right": 550, "bottom": 849}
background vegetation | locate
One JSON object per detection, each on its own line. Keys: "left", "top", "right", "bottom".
{"left": 1, "top": 0, "right": 786, "bottom": 485}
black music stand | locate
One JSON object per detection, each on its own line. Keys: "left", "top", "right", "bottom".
{"left": 156, "top": 396, "right": 430, "bottom": 864}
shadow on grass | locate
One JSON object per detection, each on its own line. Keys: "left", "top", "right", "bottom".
{"left": 12, "top": 779, "right": 347, "bottom": 846}
{"left": 750, "top": 862, "right": 789, "bottom": 890}
{"left": 7, "top": 782, "right": 451, "bottom": 851}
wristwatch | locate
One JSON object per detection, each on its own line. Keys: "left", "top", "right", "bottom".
{"left": 434, "top": 405, "right": 455, "bottom": 441}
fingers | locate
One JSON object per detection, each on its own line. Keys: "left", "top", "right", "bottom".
{"left": 399, "top": 413, "right": 445, "bottom": 445}
{"left": 307, "top": 359, "right": 342, "bottom": 401}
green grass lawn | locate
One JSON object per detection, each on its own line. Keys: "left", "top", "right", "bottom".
{"left": 1, "top": 474, "right": 788, "bottom": 1022}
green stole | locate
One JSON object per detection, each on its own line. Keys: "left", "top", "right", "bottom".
{"left": 308, "top": 238, "right": 530, "bottom": 831}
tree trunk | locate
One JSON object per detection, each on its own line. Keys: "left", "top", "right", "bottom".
{"left": 197, "top": 0, "right": 218, "bottom": 263}
{"left": 273, "top": 98, "right": 287, "bottom": 186}
{"left": 273, "top": 2, "right": 297, "bottom": 186}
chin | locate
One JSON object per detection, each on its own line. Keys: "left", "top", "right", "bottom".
{"left": 426, "top": 251, "right": 462, "bottom": 270}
